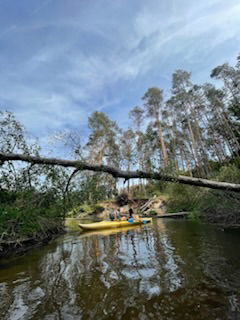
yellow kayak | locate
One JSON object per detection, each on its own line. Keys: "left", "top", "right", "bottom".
{"left": 79, "top": 218, "right": 152, "bottom": 231}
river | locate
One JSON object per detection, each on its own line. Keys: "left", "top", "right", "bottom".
{"left": 0, "top": 219, "right": 240, "bottom": 320}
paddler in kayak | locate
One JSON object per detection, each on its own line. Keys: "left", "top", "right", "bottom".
{"left": 114, "top": 208, "right": 121, "bottom": 220}
{"left": 116, "top": 208, "right": 121, "bottom": 220}
{"left": 133, "top": 213, "right": 140, "bottom": 220}
{"left": 128, "top": 207, "right": 134, "bottom": 223}
{"left": 129, "top": 207, "right": 134, "bottom": 218}
{"left": 120, "top": 207, "right": 127, "bottom": 220}
{"left": 128, "top": 207, "right": 140, "bottom": 222}
{"left": 109, "top": 208, "right": 121, "bottom": 221}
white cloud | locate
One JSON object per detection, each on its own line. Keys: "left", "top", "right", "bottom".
{"left": 128, "top": 1, "right": 240, "bottom": 72}
{"left": 0, "top": 0, "right": 239, "bottom": 143}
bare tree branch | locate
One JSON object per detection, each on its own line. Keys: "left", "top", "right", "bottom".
{"left": 1, "top": 152, "right": 240, "bottom": 192}
{"left": 64, "top": 168, "right": 80, "bottom": 195}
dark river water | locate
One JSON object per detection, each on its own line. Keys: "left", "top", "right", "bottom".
{"left": 0, "top": 219, "right": 240, "bottom": 320}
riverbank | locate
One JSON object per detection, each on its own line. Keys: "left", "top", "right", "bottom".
{"left": 67, "top": 196, "right": 167, "bottom": 220}
{"left": 0, "top": 220, "right": 65, "bottom": 259}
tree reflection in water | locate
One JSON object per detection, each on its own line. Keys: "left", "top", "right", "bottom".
{"left": 0, "top": 220, "right": 240, "bottom": 319}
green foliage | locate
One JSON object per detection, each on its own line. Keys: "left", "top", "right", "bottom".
{"left": 87, "top": 111, "right": 120, "bottom": 168}
{"left": 66, "top": 204, "right": 92, "bottom": 217}
{"left": 79, "top": 174, "right": 109, "bottom": 203}
{"left": 0, "top": 188, "right": 17, "bottom": 204}
{"left": 78, "top": 204, "right": 93, "bottom": 213}
{"left": 188, "top": 210, "right": 201, "bottom": 222}
{"left": 0, "top": 204, "right": 63, "bottom": 241}
{"left": 66, "top": 203, "right": 105, "bottom": 217}
{"left": 148, "top": 210, "right": 158, "bottom": 216}
{"left": 217, "top": 164, "right": 240, "bottom": 183}
{"left": 93, "top": 205, "right": 105, "bottom": 214}
{"left": 149, "top": 181, "right": 169, "bottom": 194}
{"left": 165, "top": 183, "right": 203, "bottom": 213}
{"left": 164, "top": 164, "right": 240, "bottom": 225}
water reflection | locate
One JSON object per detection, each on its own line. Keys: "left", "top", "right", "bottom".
{"left": 0, "top": 220, "right": 240, "bottom": 319}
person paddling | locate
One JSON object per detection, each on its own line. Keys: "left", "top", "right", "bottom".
{"left": 114, "top": 208, "right": 121, "bottom": 220}
{"left": 129, "top": 207, "right": 134, "bottom": 218}
{"left": 116, "top": 208, "right": 121, "bottom": 220}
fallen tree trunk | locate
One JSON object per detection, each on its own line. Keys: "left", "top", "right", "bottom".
{"left": 155, "top": 212, "right": 190, "bottom": 218}
{"left": 1, "top": 152, "right": 240, "bottom": 192}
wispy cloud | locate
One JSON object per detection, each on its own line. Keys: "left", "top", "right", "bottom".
{"left": 0, "top": 0, "right": 239, "bottom": 150}
{"left": 31, "top": 0, "right": 54, "bottom": 15}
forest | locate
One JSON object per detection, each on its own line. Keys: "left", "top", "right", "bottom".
{"left": 0, "top": 54, "right": 240, "bottom": 250}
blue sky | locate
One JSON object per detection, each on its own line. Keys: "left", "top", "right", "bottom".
{"left": 0, "top": 0, "right": 240, "bottom": 155}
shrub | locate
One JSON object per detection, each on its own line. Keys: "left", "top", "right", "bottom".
{"left": 188, "top": 210, "right": 201, "bottom": 222}
{"left": 217, "top": 164, "right": 240, "bottom": 183}
{"left": 165, "top": 183, "right": 203, "bottom": 213}
{"left": 93, "top": 205, "right": 105, "bottom": 214}
{"left": 148, "top": 210, "right": 158, "bottom": 216}
{"left": 115, "top": 193, "right": 129, "bottom": 206}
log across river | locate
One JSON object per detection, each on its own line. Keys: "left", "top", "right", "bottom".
{"left": 0, "top": 219, "right": 240, "bottom": 319}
